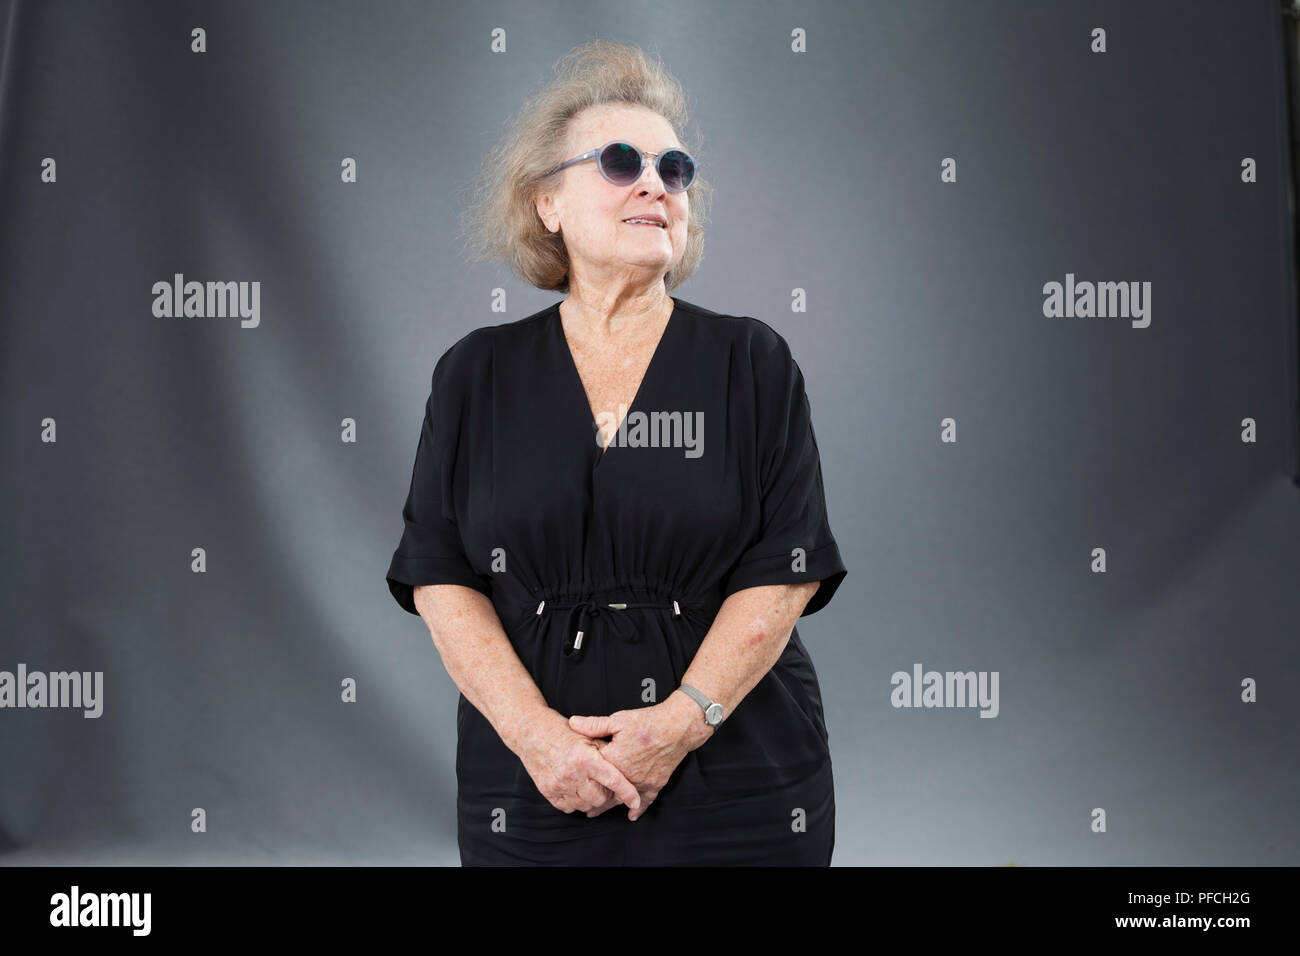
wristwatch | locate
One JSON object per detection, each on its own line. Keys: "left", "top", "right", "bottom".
{"left": 677, "top": 683, "right": 725, "bottom": 726}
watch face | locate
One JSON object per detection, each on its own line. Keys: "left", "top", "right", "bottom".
{"left": 705, "top": 703, "right": 724, "bottom": 725}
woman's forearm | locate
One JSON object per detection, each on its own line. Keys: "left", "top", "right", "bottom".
{"left": 412, "top": 584, "right": 551, "bottom": 754}
{"left": 673, "top": 581, "right": 821, "bottom": 737}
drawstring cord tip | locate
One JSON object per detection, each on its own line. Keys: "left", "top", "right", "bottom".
{"left": 574, "top": 630, "right": 584, "bottom": 650}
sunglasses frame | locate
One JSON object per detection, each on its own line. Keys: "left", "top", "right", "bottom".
{"left": 547, "top": 140, "right": 700, "bottom": 193}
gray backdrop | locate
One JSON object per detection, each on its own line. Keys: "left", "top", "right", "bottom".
{"left": 2, "top": 0, "right": 1297, "bottom": 866}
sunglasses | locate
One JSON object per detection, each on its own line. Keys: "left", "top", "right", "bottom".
{"left": 548, "top": 140, "right": 700, "bottom": 193}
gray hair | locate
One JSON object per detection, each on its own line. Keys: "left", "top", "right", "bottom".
{"left": 458, "top": 39, "right": 712, "bottom": 293}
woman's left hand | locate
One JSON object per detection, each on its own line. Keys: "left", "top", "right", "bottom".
{"left": 568, "top": 693, "right": 713, "bottom": 820}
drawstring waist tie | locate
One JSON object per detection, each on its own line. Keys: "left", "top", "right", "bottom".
{"left": 531, "top": 596, "right": 717, "bottom": 661}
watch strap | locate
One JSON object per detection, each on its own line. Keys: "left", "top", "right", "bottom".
{"left": 678, "top": 683, "right": 724, "bottom": 725}
{"left": 678, "top": 683, "right": 711, "bottom": 711}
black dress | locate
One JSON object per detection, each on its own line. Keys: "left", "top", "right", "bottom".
{"left": 386, "top": 297, "right": 848, "bottom": 865}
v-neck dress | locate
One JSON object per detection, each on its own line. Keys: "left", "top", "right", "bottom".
{"left": 386, "top": 296, "right": 848, "bottom": 866}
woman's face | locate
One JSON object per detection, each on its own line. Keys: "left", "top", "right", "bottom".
{"left": 535, "top": 103, "right": 690, "bottom": 287}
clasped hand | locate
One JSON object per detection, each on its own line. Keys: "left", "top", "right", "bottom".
{"left": 567, "top": 702, "right": 697, "bottom": 820}
{"left": 516, "top": 698, "right": 701, "bottom": 822}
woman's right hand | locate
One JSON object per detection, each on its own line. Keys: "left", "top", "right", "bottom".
{"left": 513, "top": 709, "right": 642, "bottom": 815}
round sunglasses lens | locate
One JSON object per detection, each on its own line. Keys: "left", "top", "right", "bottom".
{"left": 659, "top": 150, "right": 695, "bottom": 190}
{"left": 600, "top": 143, "right": 643, "bottom": 184}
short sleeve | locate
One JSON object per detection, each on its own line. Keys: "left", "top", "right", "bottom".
{"left": 385, "top": 346, "right": 492, "bottom": 615}
{"left": 721, "top": 331, "right": 847, "bottom": 617}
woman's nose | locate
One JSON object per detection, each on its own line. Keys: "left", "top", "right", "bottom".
{"left": 633, "top": 161, "right": 665, "bottom": 193}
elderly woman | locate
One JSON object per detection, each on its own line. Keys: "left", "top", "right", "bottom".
{"left": 385, "top": 40, "right": 847, "bottom": 866}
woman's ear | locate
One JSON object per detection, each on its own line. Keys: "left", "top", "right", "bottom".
{"left": 533, "top": 188, "right": 558, "bottom": 233}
